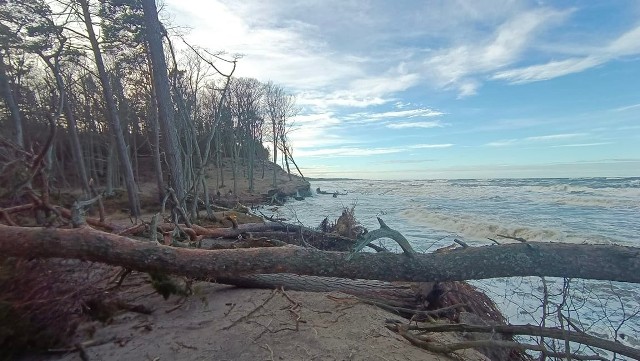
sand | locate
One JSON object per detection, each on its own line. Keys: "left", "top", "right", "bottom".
{"left": 41, "top": 272, "right": 488, "bottom": 361}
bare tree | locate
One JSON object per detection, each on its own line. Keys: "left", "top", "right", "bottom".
{"left": 229, "top": 77, "right": 264, "bottom": 192}
{"left": 141, "top": 0, "right": 186, "bottom": 212}
{"left": 264, "top": 82, "right": 296, "bottom": 187}
{"left": 78, "top": 0, "right": 140, "bottom": 216}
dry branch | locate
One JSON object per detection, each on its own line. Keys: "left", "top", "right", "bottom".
{"left": 389, "top": 324, "right": 609, "bottom": 361}
{"left": 159, "top": 221, "right": 386, "bottom": 252}
{"left": 349, "top": 217, "right": 416, "bottom": 259}
{"left": 401, "top": 322, "right": 640, "bottom": 359}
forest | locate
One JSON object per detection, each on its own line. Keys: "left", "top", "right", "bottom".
{"left": 1, "top": 1, "right": 639, "bottom": 360}
{"left": 0, "top": 0, "right": 300, "bottom": 218}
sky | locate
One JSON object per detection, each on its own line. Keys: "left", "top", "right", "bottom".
{"left": 164, "top": 0, "right": 640, "bottom": 179}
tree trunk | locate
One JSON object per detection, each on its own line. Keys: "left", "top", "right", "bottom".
{"left": 78, "top": 0, "right": 140, "bottom": 217}
{"left": 248, "top": 136, "right": 255, "bottom": 192}
{"left": 281, "top": 137, "right": 292, "bottom": 181}
{"left": 141, "top": 0, "right": 186, "bottom": 209}
{"left": 63, "top": 93, "right": 90, "bottom": 196}
{"left": 147, "top": 83, "right": 165, "bottom": 203}
{"left": 272, "top": 121, "right": 278, "bottom": 187}
{"left": 0, "top": 223, "right": 638, "bottom": 284}
{"left": 217, "top": 274, "right": 425, "bottom": 309}
{"left": 105, "top": 140, "right": 115, "bottom": 196}
{"left": 0, "top": 50, "right": 23, "bottom": 148}
{"left": 284, "top": 145, "right": 306, "bottom": 183}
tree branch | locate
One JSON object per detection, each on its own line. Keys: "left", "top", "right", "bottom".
{"left": 401, "top": 322, "right": 640, "bottom": 359}
{"left": 389, "top": 324, "right": 609, "bottom": 361}
{"left": 349, "top": 217, "right": 416, "bottom": 259}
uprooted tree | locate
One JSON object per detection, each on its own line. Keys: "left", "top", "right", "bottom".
{"left": 1, "top": 222, "right": 639, "bottom": 284}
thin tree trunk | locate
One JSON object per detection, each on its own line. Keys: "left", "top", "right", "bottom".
{"left": 0, "top": 50, "right": 23, "bottom": 148}
{"left": 147, "top": 78, "right": 165, "bottom": 203}
{"left": 78, "top": 0, "right": 140, "bottom": 216}
{"left": 105, "top": 141, "right": 115, "bottom": 196}
{"left": 284, "top": 146, "right": 306, "bottom": 183}
{"left": 283, "top": 148, "right": 292, "bottom": 181}
{"left": 272, "top": 121, "right": 278, "bottom": 187}
{"left": 63, "top": 93, "right": 90, "bottom": 195}
{"left": 141, "top": 0, "right": 185, "bottom": 209}
{"left": 248, "top": 137, "right": 254, "bottom": 192}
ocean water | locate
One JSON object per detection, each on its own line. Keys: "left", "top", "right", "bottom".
{"left": 263, "top": 177, "right": 640, "bottom": 357}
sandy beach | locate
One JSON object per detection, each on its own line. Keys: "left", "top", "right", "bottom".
{"left": 8, "top": 163, "right": 489, "bottom": 361}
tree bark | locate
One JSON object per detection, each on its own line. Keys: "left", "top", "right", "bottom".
{"left": 0, "top": 50, "right": 23, "bottom": 148}
{"left": 141, "top": 0, "right": 185, "bottom": 208}
{"left": 78, "top": 0, "right": 140, "bottom": 217}
{"left": 63, "top": 89, "right": 90, "bottom": 196}
{"left": 0, "top": 224, "right": 638, "bottom": 284}
{"left": 216, "top": 274, "right": 426, "bottom": 309}
{"left": 146, "top": 74, "right": 165, "bottom": 203}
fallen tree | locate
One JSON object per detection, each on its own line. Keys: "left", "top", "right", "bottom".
{"left": 0, "top": 223, "right": 638, "bottom": 283}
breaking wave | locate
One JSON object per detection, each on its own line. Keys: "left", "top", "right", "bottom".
{"left": 400, "top": 208, "right": 561, "bottom": 241}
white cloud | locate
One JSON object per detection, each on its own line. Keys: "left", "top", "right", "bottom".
{"left": 612, "top": 103, "right": 640, "bottom": 112}
{"left": 524, "top": 133, "right": 586, "bottom": 142}
{"left": 493, "top": 24, "right": 640, "bottom": 84}
{"left": 295, "top": 142, "right": 454, "bottom": 157}
{"left": 386, "top": 121, "right": 445, "bottom": 129}
{"left": 486, "top": 139, "right": 519, "bottom": 147}
{"left": 287, "top": 112, "right": 353, "bottom": 151}
{"left": 607, "top": 25, "right": 640, "bottom": 56}
{"left": 423, "top": 8, "right": 569, "bottom": 96}
{"left": 345, "top": 107, "right": 444, "bottom": 123}
{"left": 486, "top": 133, "right": 587, "bottom": 146}
{"left": 492, "top": 56, "right": 604, "bottom": 83}
{"left": 368, "top": 108, "right": 443, "bottom": 119}
{"left": 409, "top": 143, "right": 454, "bottom": 149}
{"left": 551, "top": 142, "right": 612, "bottom": 148}
{"left": 296, "top": 147, "right": 403, "bottom": 157}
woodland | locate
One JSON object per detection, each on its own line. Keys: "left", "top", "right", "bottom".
{"left": 0, "top": 1, "right": 639, "bottom": 360}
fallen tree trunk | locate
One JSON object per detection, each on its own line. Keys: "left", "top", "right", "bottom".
{"left": 1, "top": 224, "right": 639, "bottom": 283}
{"left": 216, "top": 274, "right": 428, "bottom": 308}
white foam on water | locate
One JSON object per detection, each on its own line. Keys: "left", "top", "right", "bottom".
{"left": 400, "top": 207, "right": 578, "bottom": 243}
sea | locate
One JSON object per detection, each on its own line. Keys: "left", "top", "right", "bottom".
{"left": 262, "top": 177, "right": 640, "bottom": 358}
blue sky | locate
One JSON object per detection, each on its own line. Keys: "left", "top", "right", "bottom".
{"left": 166, "top": 0, "right": 640, "bottom": 179}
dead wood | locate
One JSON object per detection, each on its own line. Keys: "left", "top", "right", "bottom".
{"left": 215, "top": 274, "right": 429, "bottom": 309}
{"left": 202, "top": 237, "right": 288, "bottom": 250}
{"left": 389, "top": 323, "right": 607, "bottom": 361}
{"left": 388, "top": 321, "right": 637, "bottom": 360}
{"left": 349, "top": 217, "right": 416, "bottom": 259}
{"left": 1, "top": 223, "right": 639, "bottom": 284}
{"left": 157, "top": 221, "right": 386, "bottom": 252}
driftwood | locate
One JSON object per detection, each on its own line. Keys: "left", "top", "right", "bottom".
{"left": 315, "top": 187, "right": 347, "bottom": 196}
{"left": 158, "top": 220, "right": 387, "bottom": 252}
{"left": 0, "top": 223, "right": 639, "bottom": 283}
{"left": 386, "top": 322, "right": 639, "bottom": 360}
